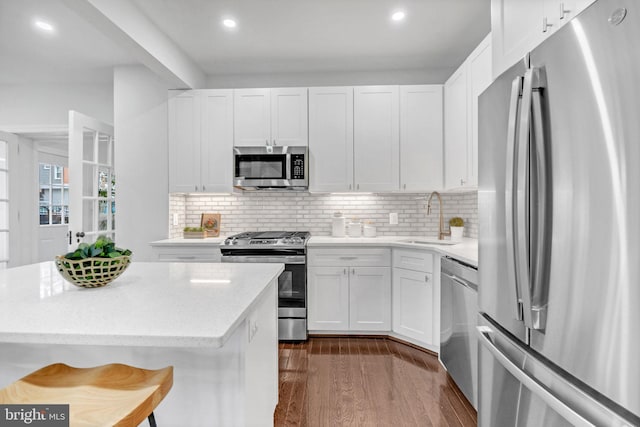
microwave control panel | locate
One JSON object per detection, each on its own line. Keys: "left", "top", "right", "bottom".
{"left": 291, "top": 154, "right": 305, "bottom": 179}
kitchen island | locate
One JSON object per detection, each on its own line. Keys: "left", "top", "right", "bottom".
{"left": 0, "top": 261, "right": 283, "bottom": 426}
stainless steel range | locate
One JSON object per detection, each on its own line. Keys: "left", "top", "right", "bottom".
{"left": 220, "top": 231, "right": 310, "bottom": 341}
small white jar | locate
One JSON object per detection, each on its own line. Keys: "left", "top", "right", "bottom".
{"left": 363, "top": 221, "right": 377, "bottom": 237}
{"left": 332, "top": 212, "right": 346, "bottom": 237}
{"left": 348, "top": 221, "right": 362, "bottom": 237}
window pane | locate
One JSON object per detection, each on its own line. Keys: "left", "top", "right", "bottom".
{"left": 39, "top": 164, "right": 51, "bottom": 185}
{"left": 98, "top": 200, "right": 108, "bottom": 231}
{"left": 0, "top": 140, "right": 7, "bottom": 169}
{"left": 53, "top": 165, "right": 63, "bottom": 183}
{"left": 83, "top": 164, "right": 95, "bottom": 197}
{"left": 0, "top": 232, "right": 7, "bottom": 261}
{"left": 98, "top": 133, "right": 111, "bottom": 165}
{"left": 63, "top": 205, "right": 69, "bottom": 224}
{"left": 51, "top": 188, "right": 63, "bottom": 205}
{"left": 39, "top": 205, "right": 50, "bottom": 225}
{"left": 51, "top": 206, "right": 63, "bottom": 225}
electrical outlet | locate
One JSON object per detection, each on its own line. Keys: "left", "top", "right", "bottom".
{"left": 172, "top": 213, "right": 179, "bottom": 226}
{"left": 389, "top": 212, "right": 398, "bottom": 225}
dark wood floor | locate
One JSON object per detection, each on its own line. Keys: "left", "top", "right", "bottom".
{"left": 274, "top": 337, "right": 477, "bottom": 427}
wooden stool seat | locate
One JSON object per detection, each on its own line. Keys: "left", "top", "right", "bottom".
{"left": 0, "top": 363, "right": 173, "bottom": 427}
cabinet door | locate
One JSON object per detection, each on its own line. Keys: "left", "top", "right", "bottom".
{"left": 169, "top": 91, "right": 201, "bottom": 193}
{"left": 234, "top": 89, "right": 271, "bottom": 146}
{"left": 308, "top": 87, "right": 354, "bottom": 192}
{"left": 392, "top": 268, "right": 434, "bottom": 345}
{"left": 308, "top": 267, "right": 350, "bottom": 331}
{"left": 271, "top": 88, "right": 308, "bottom": 146}
{"left": 400, "top": 85, "right": 443, "bottom": 192}
{"left": 201, "top": 90, "right": 233, "bottom": 192}
{"left": 444, "top": 67, "right": 469, "bottom": 189}
{"left": 491, "top": 0, "right": 545, "bottom": 78}
{"left": 354, "top": 86, "right": 399, "bottom": 192}
{"left": 349, "top": 267, "right": 391, "bottom": 331}
{"left": 467, "top": 36, "right": 492, "bottom": 187}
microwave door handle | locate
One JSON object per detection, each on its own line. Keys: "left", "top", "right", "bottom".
{"left": 286, "top": 152, "right": 291, "bottom": 180}
{"left": 506, "top": 76, "right": 524, "bottom": 321}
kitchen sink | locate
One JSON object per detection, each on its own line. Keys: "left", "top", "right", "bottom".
{"left": 399, "top": 239, "right": 459, "bottom": 246}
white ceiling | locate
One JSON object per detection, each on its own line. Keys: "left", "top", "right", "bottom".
{"left": 133, "top": 0, "right": 491, "bottom": 77}
{"left": 0, "top": 0, "right": 490, "bottom": 85}
{"left": 0, "top": 0, "right": 135, "bottom": 84}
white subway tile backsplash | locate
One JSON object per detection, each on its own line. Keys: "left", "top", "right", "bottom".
{"left": 169, "top": 191, "right": 478, "bottom": 239}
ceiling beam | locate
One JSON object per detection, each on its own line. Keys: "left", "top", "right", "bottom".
{"left": 62, "top": 0, "right": 206, "bottom": 89}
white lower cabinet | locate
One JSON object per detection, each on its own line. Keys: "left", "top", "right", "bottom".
{"left": 392, "top": 249, "right": 438, "bottom": 348}
{"left": 392, "top": 268, "right": 434, "bottom": 345}
{"left": 307, "top": 248, "right": 391, "bottom": 332}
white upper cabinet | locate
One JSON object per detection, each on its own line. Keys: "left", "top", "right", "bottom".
{"left": 271, "top": 88, "right": 308, "bottom": 146}
{"left": 200, "top": 91, "right": 234, "bottom": 192}
{"left": 233, "top": 88, "right": 308, "bottom": 147}
{"left": 308, "top": 87, "right": 354, "bottom": 192}
{"left": 492, "top": 0, "right": 596, "bottom": 78}
{"left": 169, "top": 91, "right": 200, "bottom": 193}
{"left": 354, "top": 86, "right": 400, "bottom": 192}
{"left": 444, "top": 34, "right": 492, "bottom": 190}
{"left": 444, "top": 67, "right": 469, "bottom": 189}
{"left": 233, "top": 89, "right": 270, "bottom": 146}
{"left": 400, "top": 85, "right": 443, "bottom": 192}
{"left": 169, "top": 90, "right": 234, "bottom": 193}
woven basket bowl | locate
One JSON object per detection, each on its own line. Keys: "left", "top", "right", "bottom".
{"left": 54, "top": 255, "right": 131, "bottom": 288}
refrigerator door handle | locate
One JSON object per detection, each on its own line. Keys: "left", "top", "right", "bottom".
{"left": 530, "top": 67, "right": 550, "bottom": 331}
{"left": 516, "top": 69, "right": 534, "bottom": 329}
{"left": 477, "top": 326, "right": 595, "bottom": 427}
{"left": 505, "top": 76, "right": 524, "bottom": 321}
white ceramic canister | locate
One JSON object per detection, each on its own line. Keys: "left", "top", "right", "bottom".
{"left": 348, "top": 220, "right": 362, "bottom": 237}
{"left": 363, "top": 220, "right": 377, "bottom": 237}
{"left": 332, "top": 212, "right": 346, "bottom": 237}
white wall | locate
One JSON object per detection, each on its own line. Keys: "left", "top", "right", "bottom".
{"left": 205, "top": 68, "right": 452, "bottom": 89}
{"left": 114, "top": 65, "right": 169, "bottom": 261}
{"left": 0, "top": 83, "right": 114, "bottom": 129}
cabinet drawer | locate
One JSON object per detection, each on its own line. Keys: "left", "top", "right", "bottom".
{"left": 153, "top": 247, "right": 221, "bottom": 262}
{"left": 392, "top": 249, "right": 433, "bottom": 273}
{"left": 308, "top": 248, "right": 390, "bottom": 267}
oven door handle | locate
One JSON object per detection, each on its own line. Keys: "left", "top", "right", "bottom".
{"left": 221, "top": 255, "right": 306, "bottom": 264}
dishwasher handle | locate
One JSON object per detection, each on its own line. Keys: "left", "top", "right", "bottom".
{"left": 442, "top": 272, "right": 478, "bottom": 292}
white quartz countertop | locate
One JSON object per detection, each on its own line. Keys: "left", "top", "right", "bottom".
{"left": 308, "top": 236, "right": 478, "bottom": 267}
{"left": 0, "top": 262, "right": 283, "bottom": 348}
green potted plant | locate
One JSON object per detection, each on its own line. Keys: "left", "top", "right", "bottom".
{"left": 449, "top": 217, "right": 464, "bottom": 241}
{"left": 55, "top": 235, "right": 132, "bottom": 288}
{"left": 183, "top": 226, "right": 206, "bottom": 239}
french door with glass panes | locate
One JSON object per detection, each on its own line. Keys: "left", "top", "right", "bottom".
{"left": 68, "top": 111, "right": 115, "bottom": 249}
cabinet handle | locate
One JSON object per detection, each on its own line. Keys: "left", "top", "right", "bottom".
{"left": 203, "top": 185, "right": 206, "bottom": 191}
{"left": 460, "top": 178, "right": 466, "bottom": 186}
{"left": 542, "top": 16, "right": 552, "bottom": 33}
{"left": 349, "top": 184, "right": 352, "bottom": 190}
{"left": 265, "top": 140, "right": 269, "bottom": 146}
{"left": 559, "top": 2, "right": 569, "bottom": 19}
{"left": 425, "top": 275, "right": 430, "bottom": 282}
{"left": 195, "top": 185, "right": 198, "bottom": 191}
{"left": 352, "top": 268, "right": 355, "bottom": 275}
{"left": 273, "top": 139, "right": 277, "bottom": 146}
{"left": 403, "top": 183, "right": 406, "bottom": 190}
{"left": 344, "top": 268, "right": 347, "bottom": 275}
{"left": 357, "top": 184, "right": 360, "bottom": 190}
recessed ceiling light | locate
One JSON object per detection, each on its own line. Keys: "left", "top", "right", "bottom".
{"left": 391, "top": 11, "right": 406, "bottom": 22}
{"left": 222, "top": 18, "right": 237, "bottom": 29}
{"left": 34, "top": 19, "right": 55, "bottom": 32}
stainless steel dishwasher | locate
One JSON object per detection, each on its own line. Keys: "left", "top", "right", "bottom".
{"left": 440, "top": 256, "right": 478, "bottom": 409}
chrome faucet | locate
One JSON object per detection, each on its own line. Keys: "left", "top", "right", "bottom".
{"left": 427, "top": 191, "right": 450, "bottom": 240}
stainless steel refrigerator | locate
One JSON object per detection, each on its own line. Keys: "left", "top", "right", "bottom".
{"left": 478, "top": 0, "right": 640, "bottom": 425}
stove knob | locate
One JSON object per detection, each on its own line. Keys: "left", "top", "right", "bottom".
{"left": 224, "top": 239, "right": 231, "bottom": 245}
{"left": 282, "top": 238, "right": 291, "bottom": 244}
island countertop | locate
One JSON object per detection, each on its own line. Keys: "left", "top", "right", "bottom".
{"left": 0, "top": 261, "right": 283, "bottom": 348}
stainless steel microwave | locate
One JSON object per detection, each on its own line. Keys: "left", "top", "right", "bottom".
{"left": 233, "top": 146, "right": 308, "bottom": 190}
